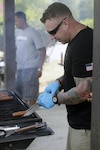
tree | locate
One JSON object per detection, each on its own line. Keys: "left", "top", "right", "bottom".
{"left": 55, "top": 0, "right": 80, "bottom": 20}
{"left": 54, "top": 0, "right": 93, "bottom": 21}
{"left": 0, "top": 1, "right": 3, "bottom": 51}
{"left": 80, "top": 19, "right": 93, "bottom": 28}
{"left": 15, "top": 0, "right": 52, "bottom": 27}
{"left": 79, "top": 0, "right": 93, "bottom": 20}
{"left": 15, "top": 0, "right": 54, "bottom": 46}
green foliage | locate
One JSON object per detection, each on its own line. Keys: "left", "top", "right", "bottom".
{"left": 0, "top": 1, "right": 3, "bottom": 51}
{"left": 53, "top": 0, "right": 93, "bottom": 22}
{"left": 15, "top": 0, "right": 53, "bottom": 46}
{"left": 0, "top": 0, "right": 94, "bottom": 48}
{"left": 15, "top": 0, "right": 94, "bottom": 29}
{"left": 15, "top": 0, "right": 52, "bottom": 28}
{"left": 79, "top": 0, "right": 94, "bottom": 20}
{"left": 80, "top": 19, "right": 94, "bottom": 28}
{"left": 57, "top": 0, "right": 80, "bottom": 20}
{"left": 0, "top": 1, "right": 3, "bottom": 34}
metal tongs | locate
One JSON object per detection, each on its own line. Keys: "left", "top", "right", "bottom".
{"left": 0, "top": 125, "right": 20, "bottom": 137}
{"left": 0, "top": 122, "right": 46, "bottom": 138}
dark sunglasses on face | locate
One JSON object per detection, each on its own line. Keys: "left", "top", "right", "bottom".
{"left": 47, "top": 17, "right": 67, "bottom": 35}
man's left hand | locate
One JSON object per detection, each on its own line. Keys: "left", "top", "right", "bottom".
{"left": 37, "top": 70, "right": 42, "bottom": 78}
{"left": 45, "top": 81, "right": 60, "bottom": 95}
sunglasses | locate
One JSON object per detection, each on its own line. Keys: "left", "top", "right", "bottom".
{"left": 47, "top": 17, "right": 67, "bottom": 35}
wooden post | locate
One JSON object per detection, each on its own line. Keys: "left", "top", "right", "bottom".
{"left": 3, "top": 0, "right": 16, "bottom": 90}
{"left": 91, "top": 0, "right": 100, "bottom": 149}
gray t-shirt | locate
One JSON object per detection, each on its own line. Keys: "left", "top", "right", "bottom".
{"left": 15, "top": 26, "right": 45, "bottom": 70}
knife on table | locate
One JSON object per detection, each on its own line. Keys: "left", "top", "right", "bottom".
{"left": 12, "top": 103, "right": 41, "bottom": 117}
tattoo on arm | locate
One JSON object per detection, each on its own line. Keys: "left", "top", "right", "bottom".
{"left": 57, "top": 77, "right": 92, "bottom": 105}
{"left": 74, "top": 77, "right": 92, "bottom": 94}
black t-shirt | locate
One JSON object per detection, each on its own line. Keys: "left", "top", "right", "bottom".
{"left": 62, "top": 27, "right": 93, "bottom": 129}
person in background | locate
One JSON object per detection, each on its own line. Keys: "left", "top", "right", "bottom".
{"left": 15, "top": 11, "right": 46, "bottom": 106}
{"left": 37, "top": 2, "right": 93, "bottom": 150}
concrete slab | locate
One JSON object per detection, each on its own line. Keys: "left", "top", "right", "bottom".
{"left": 26, "top": 105, "right": 68, "bottom": 150}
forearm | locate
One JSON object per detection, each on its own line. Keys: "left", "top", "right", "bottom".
{"left": 75, "top": 77, "right": 92, "bottom": 98}
{"left": 57, "top": 77, "right": 92, "bottom": 105}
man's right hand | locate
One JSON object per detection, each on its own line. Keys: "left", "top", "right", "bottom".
{"left": 37, "top": 92, "right": 55, "bottom": 109}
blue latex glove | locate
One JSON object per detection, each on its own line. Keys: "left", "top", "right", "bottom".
{"left": 38, "top": 92, "right": 55, "bottom": 109}
{"left": 45, "top": 81, "right": 60, "bottom": 95}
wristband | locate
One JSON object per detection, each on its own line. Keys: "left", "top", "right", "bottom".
{"left": 56, "top": 79, "right": 62, "bottom": 85}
